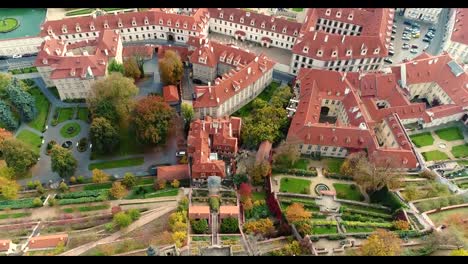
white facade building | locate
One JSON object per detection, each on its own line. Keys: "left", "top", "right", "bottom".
{"left": 404, "top": 8, "right": 442, "bottom": 24}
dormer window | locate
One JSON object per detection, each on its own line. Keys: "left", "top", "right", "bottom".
{"left": 336, "top": 11, "right": 341, "bottom": 18}
{"left": 219, "top": 13, "right": 223, "bottom": 19}
{"left": 234, "top": 60, "right": 239, "bottom": 66}
{"left": 47, "top": 29, "right": 53, "bottom": 35}
{"left": 346, "top": 49, "right": 352, "bottom": 56}
{"left": 261, "top": 22, "right": 265, "bottom": 28}
{"left": 282, "top": 27, "right": 287, "bottom": 33}
{"left": 293, "top": 30, "right": 298, "bottom": 36}
{"left": 220, "top": 55, "right": 225, "bottom": 62}
{"left": 332, "top": 50, "right": 338, "bottom": 57}
{"left": 144, "top": 18, "right": 149, "bottom": 25}
{"left": 183, "top": 23, "right": 187, "bottom": 29}
{"left": 361, "top": 48, "right": 367, "bottom": 55}
{"left": 325, "top": 9, "right": 331, "bottom": 16}
{"left": 132, "top": 19, "right": 137, "bottom": 26}
{"left": 75, "top": 24, "right": 81, "bottom": 32}
{"left": 42, "top": 58, "right": 48, "bottom": 64}
{"left": 159, "top": 19, "right": 163, "bottom": 25}
{"left": 104, "top": 21, "right": 109, "bottom": 29}
{"left": 229, "top": 15, "right": 234, "bottom": 21}
{"left": 374, "top": 48, "right": 380, "bottom": 54}
{"left": 167, "top": 20, "right": 172, "bottom": 26}
{"left": 317, "top": 49, "right": 323, "bottom": 57}
{"left": 118, "top": 19, "right": 123, "bottom": 28}
{"left": 272, "top": 25, "right": 276, "bottom": 30}
{"left": 303, "top": 47, "right": 309, "bottom": 53}
{"left": 62, "top": 26, "right": 67, "bottom": 34}
{"left": 250, "top": 20, "right": 255, "bottom": 26}
{"left": 240, "top": 17, "right": 244, "bottom": 23}
{"left": 176, "top": 22, "right": 179, "bottom": 27}
{"left": 90, "top": 24, "right": 95, "bottom": 31}
{"left": 348, "top": 13, "right": 354, "bottom": 20}
{"left": 192, "top": 25, "right": 197, "bottom": 30}
{"left": 199, "top": 57, "right": 206, "bottom": 64}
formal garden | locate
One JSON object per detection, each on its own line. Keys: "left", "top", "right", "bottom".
{"left": 88, "top": 157, "right": 145, "bottom": 170}
{"left": 410, "top": 132, "right": 434, "bottom": 147}
{"left": 0, "top": 17, "right": 19, "bottom": 33}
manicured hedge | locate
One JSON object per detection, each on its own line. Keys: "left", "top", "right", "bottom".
{"left": 56, "top": 189, "right": 107, "bottom": 199}
{"left": 57, "top": 196, "right": 106, "bottom": 205}
{"left": 342, "top": 221, "right": 393, "bottom": 229}
{"left": 396, "top": 229, "right": 432, "bottom": 238}
{"left": 325, "top": 173, "right": 353, "bottom": 181}
{"left": 0, "top": 198, "right": 42, "bottom": 210}
{"left": 272, "top": 168, "right": 317, "bottom": 176}
{"left": 342, "top": 207, "right": 393, "bottom": 219}
{"left": 310, "top": 220, "right": 338, "bottom": 226}
{"left": 327, "top": 234, "right": 346, "bottom": 240}
{"left": 341, "top": 212, "right": 388, "bottom": 223}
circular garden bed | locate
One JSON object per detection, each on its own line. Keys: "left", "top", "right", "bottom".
{"left": 0, "top": 18, "right": 20, "bottom": 33}
{"left": 60, "top": 122, "right": 81, "bottom": 138}
{"left": 314, "top": 183, "right": 330, "bottom": 196}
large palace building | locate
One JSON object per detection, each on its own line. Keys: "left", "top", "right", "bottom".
{"left": 287, "top": 52, "right": 467, "bottom": 169}
{"left": 445, "top": 8, "right": 468, "bottom": 65}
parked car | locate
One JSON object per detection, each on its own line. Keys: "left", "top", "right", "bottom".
{"left": 410, "top": 48, "right": 418, "bottom": 54}
{"left": 392, "top": 29, "right": 397, "bottom": 34}
{"left": 429, "top": 26, "right": 436, "bottom": 31}
{"left": 389, "top": 50, "right": 395, "bottom": 56}
{"left": 384, "top": 58, "right": 393, "bottom": 64}
{"left": 403, "top": 20, "right": 413, "bottom": 26}
{"left": 12, "top": 54, "right": 22, "bottom": 59}
{"left": 404, "top": 26, "right": 412, "bottom": 32}
{"left": 392, "top": 24, "right": 397, "bottom": 29}
{"left": 423, "top": 44, "right": 430, "bottom": 51}
{"left": 402, "top": 43, "right": 410, "bottom": 50}
{"left": 412, "top": 32, "right": 420, "bottom": 38}
{"left": 423, "top": 37, "right": 431, "bottom": 43}
{"left": 402, "top": 36, "right": 411, "bottom": 41}
{"left": 176, "top": 151, "right": 186, "bottom": 157}
{"left": 193, "top": 79, "right": 202, "bottom": 84}
{"left": 391, "top": 35, "right": 395, "bottom": 41}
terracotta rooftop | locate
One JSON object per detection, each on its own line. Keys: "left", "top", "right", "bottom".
{"left": 157, "top": 164, "right": 189, "bottom": 181}
{"left": 163, "top": 85, "right": 180, "bottom": 103}
{"left": 122, "top": 45, "right": 154, "bottom": 59}
{"left": 189, "top": 205, "right": 210, "bottom": 219}
{"left": 0, "top": 240, "right": 11, "bottom": 252}
{"left": 219, "top": 205, "right": 239, "bottom": 217}
{"left": 255, "top": 140, "right": 272, "bottom": 164}
{"left": 451, "top": 8, "right": 468, "bottom": 45}
{"left": 28, "top": 234, "right": 68, "bottom": 250}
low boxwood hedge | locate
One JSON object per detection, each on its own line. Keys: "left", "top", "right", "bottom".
{"left": 273, "top": 168, "right": 317, "bottom": 176}
{"left": 56, "top": 189, "right": 107, "bottom": 199}
{"left": 57, "top": 196, "right": 106, "bottom": 205}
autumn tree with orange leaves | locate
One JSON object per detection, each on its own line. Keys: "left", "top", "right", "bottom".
{"left": 285, "top": 203, "right": 312, "bottom": 223}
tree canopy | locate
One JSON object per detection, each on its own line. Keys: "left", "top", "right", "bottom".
{"left": 123, "top": 57, "right": 142, "bottom": 80}
{"left": 107, "top": 59, "right": 124, "bottom": 74}
{"left": 285, "top": 203, "right": 311, "bottom": 223}
{"left": 359, "top": 229, "right": 402, "bottom": 256}
{"left": 159, "top": 50, "right": 183, "bottom": 85}
{"left": 0, "top": 138, "right": 38, "bottom": 174}
{"left": 6, "top": 78, "right": 37, "bottom": 122}
{"left": 89, "top": 117, "right": 120, "bottom": 154}
{"left": 50, "top": 145, "right": 77, "bottom": 178}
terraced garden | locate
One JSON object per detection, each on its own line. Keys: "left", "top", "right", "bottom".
{"left": 435, "top": 127, "right": 464, "bottom": 141}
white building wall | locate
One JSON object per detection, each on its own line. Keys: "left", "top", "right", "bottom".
{"left": 0, "top": 37, "right": 43, "bottom": 56}
{"left": 299, "top": 144, "right": 348, "bottom": 157}
{"left": 404, "top": 8, "right": 442, "bottom": 24}
{"left": 446, "top": 40, "right": 468, "bottom": 65}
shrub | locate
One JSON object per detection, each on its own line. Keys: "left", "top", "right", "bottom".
{"left": 36, "top": 185, "right": 45, "bottom": 195}
{"left": 57, "top": 196, "right": 105, "bottom": 205}
{"left": 209, "top": 197, "right": 220, "bottom": 212}
{"left": 77, "top": 176, "right": 85, "bottom": 184}
{"left": 27, "top": 181, "right": 35, "bottom": 190}
{"left": 48, "top": 197, "right": 57, "bottom": 206}
{"left": 113, "top": 212, "right": 132, "bottom": 229}
{"left": 419, "top": 170, "right": 437, "bottom": 180}
{"left": 59, "top": 182, "right": 69, "bottom": 193}
{"left": 327, "top": 234, "right": 346, "bottom": 240}
{"left": 221, "top": 217, "right": 239, "bottom": 233}
{"left": 32, "top": 198, "right": 43, "bottom": 207}
{"left": 155, "top": 178, "right": 166, "bottom": 190}
{"left": 109, "top": 182, "right": 127, "bottom": 199}
{"left": 104, "top": 223, "right": 115, "bottom": 232}
{"left": 122, "top": 173, "right": 137, "bottom": 189}
{"left": 56, "top": 189, "right": 107, "bottom": 199}
{"left": 127, "top": 209, "right": 141, "bottom": 221}
{"left": 171, "top": 179, "right": 180, "bottom": 188}
{"left": 70, "top": 176, "right": 77, "bottom": 184}
{"left": 393, "top": 220, "right": 410, "bottom": 231}
{"left": 191, "top": 219, "right": 209, "bottom": 234}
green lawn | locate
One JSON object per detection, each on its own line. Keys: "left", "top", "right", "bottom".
{"left": 77, "top": 108, "right": 90, "bottom": 122}
{"left": 345, "top": 226, "right": 375, "bottom": 233}
{"left": 292, "top": 8, "right": 304, "bottom": 12}
{"left": 292, "top": 159, "right": 309, "bottom": 170}
{"left": 252, "top": 191, "right": 266, "bottom": 201}
{"left": 435, "top": 127, "right": 464, "bottom": 141}
{"left": 57, "top": 108, "right": 75, "bottom": 123}
{"left": 279, "top": 177, "right": 311, "bottom": 194}
{"left": 88, "top": 157, "right": 144, "bottom": 170}
{"left": 409, "top": 132, "right": 434, "bottom": 147}
{"left": 101, "top": 8, "right": 127, "bottom": 12}
{"left": 451, "top": 144, "right": 468, "bottom": 158}
{"left": 333, "top": 183, "right": 364, "bottom": 201}
{"left": 0, "top": 212, "right": 30, "bottom": 219}
{"left": 62, "top": 204, "right": 110, "bottom": 213}
{"left": 66, "top": 8, "right": 95, "bottom": 16}
{"left": 125, "top": 185, "right": 178, "bottom": 199}
{"left": 16, "top": 129, "right": 42, "bottom": 154}
{"left": 83, "top": 182, "right": 112, "bottom": 191}
{"left": 312, "top": 225, "right": 338, "bottom": 235}
{"left": 458, "top": 160, "right": 468, "bottom": 167}
{"left": 422, "top": 150, "right": 450, "bottom": 161}
{"left": 59, "top": 122, "right": 81, "bottom": 138}
{"left": 27, "top": 88, "right": 50, "bottom": 132}
{"left": 48, "top": 87, "right": 60, "bottom": 100}
{"left": 326, "top": 158, "right": 344, "bottom": 173}
{"left": 428, "top": 207, "right": 468, "bottom": 226}
{"left": 0, "top": 18, "right": 19, "bottom": 32}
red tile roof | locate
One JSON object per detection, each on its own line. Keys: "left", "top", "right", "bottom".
{"left": 208, "top": 8, "right": 302, "bottom": 37}
{"left": 256, "top": 140, "right": 272, "bottom": 164}
{"left": 28, "top": 234, "right": 68, "bottom": 250}
{"left": 35, "top": 30, "right": 121, "bottom": 80}
{"left": 157, "top": 164, "right": 189, "bottom": 181}
{"left": 0, "top": 240, "right": 11, "bottom": 252}
{"left": 293, "top": 8, "right": 393, "bottom": 60}
{"left": 122, "top": 45, "right": 154, "bottom": 59}
{"left": 40, "top": 9, "right": 210, "bottom": 37}
{"left": 163, "top": 85, "right": 180, "bottom": 103}
{"left": 187, "top": 116, "right": 241, "bottom": 179}
{"left": 158, "top": 45, "right": 190, "bottom": 61}
{"left": 219, "top": 205, "right": 239, "bottom": 219}
{"left": 451, "top": 8, "right": 468, "bottom": 45}
{"left": 189, "top": 38, "right": 276, "bottom": 109}
{"left": 189, "top": 205, "right": 210, "bottom": 219}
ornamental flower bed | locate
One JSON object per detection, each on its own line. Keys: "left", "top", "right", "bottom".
{"left": 56, "top": 189, "right": 108, "bottom": 205}
{"left": 0, "top": 197, "right": 43, "bottom": 210}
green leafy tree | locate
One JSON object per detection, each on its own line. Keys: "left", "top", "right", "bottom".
{"left": 191, "top": 219, "right": 208, "bottom": 234}
{"left": 127, "top": 209, "right": 141, "bottom": 221}
{"left": 87, "top": 72, "right": 139, "bottom": 125}
{"left": 50, "top": 145, "right": 77, "bottom": 178}
{"left": 159, "top": 50, "right": 183, "bottom": 85}
{"left": 123, "top": 57, "right": 141, "bottom": 80}
{"left": 270, "top": 86, "right": 293, "bottom": 108}
{"left": 0, "top": 170, "right": 19, "bottom": 200}
{"left": 109, "top": 182, "right": 127, "bottom": 199}
{"left": 181, "top": 103, "right": 194, "bottom": 129}
{"left": 113, "top": 212, "right": 132, "bottom": 229}
{"left": 0, "top": 72, "right": 12, "bottom": 97}
{"left": 132, "top": 95, "right": 175, "bottom": 145}
{"left": 108, "top": 59, "right": 124, "bottom": 74}
{"left": 247, "top": 161, "right": 271, "bottom": 185}
{"left": 0, "top": 138, "right": 39, "bottom": 173}
{"left": 59, "top": 182, "right": 69, "bottom": 192}
{"left": 233, "top": 174, "right": 249, "bottom": 187}
{"left": 0, "top": 99, "right": 18, "bottom": 131}
{"left": 220, "top": 217, "right": 239, "bottom": 233}
{"left": 6, "top": 78, "right": 37, "bottom": 122}
{"left": 359, "top": 229, "right": 402, "bottom": 256}
{"left": 89, "top": 117, "right": 120, "bottom": 154}
{"left": 32, "top": 197, "right": 42, "bottom": 207}
{"left": 122, "top": 172, "right": 137, "bottom": 189}
{"left": 91, "top": 100, "right": 119, "bottom": 125}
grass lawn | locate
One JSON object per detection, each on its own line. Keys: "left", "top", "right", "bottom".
{"left": 27, "top": 88, "right": 50, "bottom": 132}
{"left": 16, "top": 129, "right": 42, "bottom": 154}
{"left": 60, "top": 122, "right": 81, "bottom": 138}
{"left": 77, "top": 108, "right": 89, "bottom": 122}
{"left": 292, "top": 8, "right": 304, "bottom": 12}
{"left": 292, "top": 158, "right": 309, "bottom": 170}
{"left": 333, "top": 183, "right": 364, "bottom": 201}
{"left": 88, "top": 157, "right": 144, "bottom": 170}
{"left": 48, "top": 87, "right": 60, "bottom": 100}
{"left": 279, "top": 177, "right": 311, "bottom": 194}
{"left": 57, "top": 108, "right": 75, "bottom": 123}
{"left": 0, "top": 212, "right": 31, "bottom": 219}
{"left": 0, "top": 18, "right": 19, "bottom": 32}
{"left": 66, "top": 8, "right": 95, "bottom": 16}
{"left": 62, "top": 204, "right": 109, "bottom": 213}
{"left": 83, "top": 182, "right": 112, "bottom": 191}
{"left": 422, "top": 150, "right": 450, "bottom": 161}
{"left": 102, "top": 8, "right": 127, "bottom": 12}
{"left": 252, "top": 191, "right": 266, "bottom": 201}
{"left": 136, "top": 177, "right": 154, "bottom": 185}
{"left": 451, "top": 144, "right": 468, "bottom": 158}
{"left": 144, "top": 188, "right": 179, "bottom": 198}
{"left": 435, "top": 127, "right": 464, "bottom": 141}
{"left": 343, "top": 204, "right": 391, "bottom": 215}
{"left": 326, "top": 158, "right": 344, "bottom": 173}
{"left": 345, "top": 226, "right": 375, "bottom": 233}
{"left": 312, "top": 225, "right": 338, "bottom": 235}
{"left": 458, "top": 160, "right": 468, "bottom": 167}
{"left": 428, "top": 207, "right": 468, "bottom": 226}
{"left": 409, "top": 132, "right": 434, "bottom": 147}
{"left": 125, "top": 185, "right": 178, "bottom": 199}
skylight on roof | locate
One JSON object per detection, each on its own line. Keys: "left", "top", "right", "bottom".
{"left": 447, "top": 60, "right": 464, "bottom": 77}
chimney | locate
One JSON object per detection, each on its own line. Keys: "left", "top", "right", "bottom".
{"left": 229, "top": 123, "right": 232, "bottom": 137}
{"left": 45, "top": 47, "right": 50, "bottom": 55}
{"left": 324, "top": 35, "right": 328, "bottom": 42}
{"left": 313, "top": 32, "right": 317, "bottom": 40}
{"left": 199, "top": 50, "right": 201, "bottom": 55}
{"left": 55, "top": 48, "right": 60, "bottom": 55}
{"left": 247, "top": 67, "right": 251, "bottom": 74}
{"left": 202, "top": 120, "right": 205, "bottom": 131}
{"left": 210, "top": 46, "right": 213, "bottom": 53}
{"left": 342, "top": 35, "right": 346, "bottom": 43}
{"left": 104, "top": 49, "right": 109, "bottom": 56}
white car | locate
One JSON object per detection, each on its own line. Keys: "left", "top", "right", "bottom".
{"left": 402, "top": 36, "right": 411, "bottom": 41}
{"left": 12, "top": 54, "right": 22, "bottom": 59}
{"left": 402, "top": 44, "right": 410, "bottom": 50}
{"left": 410, "top": 48, "right": 418, "bottom": 54}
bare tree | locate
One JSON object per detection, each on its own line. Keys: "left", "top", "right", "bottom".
{"left": 272, "top": 141, "right": 300, "bottom": 169}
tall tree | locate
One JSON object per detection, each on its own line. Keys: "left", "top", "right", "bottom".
{"left": 87, "top": 72, "right": 139, "bottom": 125}
{"left": 92, "top": 169, "right": 110, "bottom": 183}
{"left": 0, "top": 128, "right": 13, "bottom": 143}
{"left": 247, "top": 161, "right": 271, "bottom": 185}
{"left": 123, "top": 57, "right": 141, "bottom": 80}
{"left": 243, "top": 218, "right": 274, "bottom": 236}
{"left": 159, "top": 50, "right": 183, "bottom": 85}
{"left": 91, "top": 100, "right": 119, "bottom": 125}
{"left": 0, "top": 99, "right": 19, "bottom": 131}
{"left": 50, "top": 145, "right": 77, "bottom": 178}
{"left": 6, "top": 78, "right": 37, "bottom": 122}
{"left": 0, "top": 72, "right": 12, "bottom": 97}
{"left": 89, "top": 117, "right": 120, "bottom": 154}
{"left": 359, "top": 229, "right": 402, "bottom": 256}
{"left": 273, "top": 141, "right": 300, "bottom": 169}
{"left": 450, "top": 249, "right": 468, "bottom": 256}
{"left": 122, "top": 172, "right": 137, "bottom": 189}
{"left": 132, "top": 51, "right": 146, "bottom": 78}
{"left": 0, "top": 138, "right": 38, "bottom": 174}
{"left": 132, "top": 95, "right": 175, "bottom": 145}
{"left": 109, "top": 182, "right": 127, "bottom": 199}
{"left": 239, "top": 183, "right": 252, "bottom": 201}
{"left": 181, "top": 102, "right": 194, "bottom": 129}
{"left": 107, "top": 59, "right": 124, "bottom": 74}
{"left": 284, "top": 203, "right": 312, "bottom": 223}
{"left": 0, "top": 166, "right": 19, "bottom": 200}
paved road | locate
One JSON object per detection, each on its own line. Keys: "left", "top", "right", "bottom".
{"left": 426, "top": 8, "right": 451, "bottom": 56}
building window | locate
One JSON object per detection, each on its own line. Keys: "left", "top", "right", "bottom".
{"left": 325, "top": 9, "right": 331, "bottom": 16}
{"left": 219, "top": 13, "right": 223, "bottom": 18}
{"left": 336, "top": 11, "right": 341, "bottom": 18}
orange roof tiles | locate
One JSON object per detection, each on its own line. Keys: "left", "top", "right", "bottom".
{"left": 451, "top": 8, "right": 468, "bottom": 45}
{"left": 0, "top": 240, "right": 11, "bottom": 252}
{"left": 28, "top": 234, "right": 68, "bottom": 250}
{"left": 256, "top": 141, "right": 272, "bottom": 164}
{"left": 219, "top": 205, "right": 239, "bottom": 219}
{"left": 157, "top": 164, "right": 189, "bottom": 181}
{"left": 189, "top": 205, "right": 210, "bottom": 219}
{"left": 163, "top": 85, "right": 180, "bottom": 103}
{"left": 122, "top": 45, "right": 154, "bottom": 59}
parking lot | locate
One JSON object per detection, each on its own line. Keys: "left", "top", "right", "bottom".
{"left": 387, "top": 11, "right": 446, "bottom": 65}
